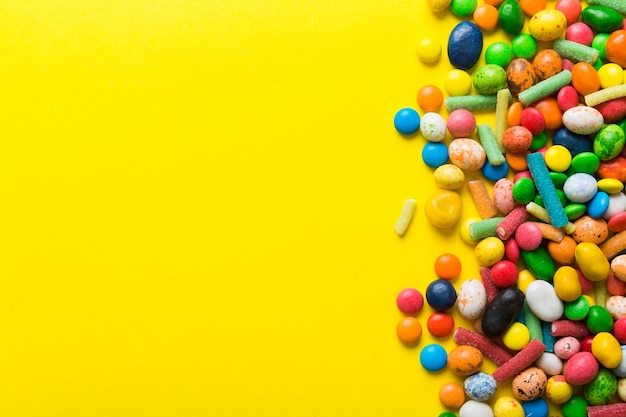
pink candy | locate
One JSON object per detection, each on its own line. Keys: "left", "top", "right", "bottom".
{"left": 514, "top": 222, "right": 543, "bottom": 251}
{"left": 396, "top": 288, "right": 424, "bottom": 314}
{"left": 565, "top": 22, "right": 593, "bottom": 46}
{"left": 563, "top": 351, "right": 598, "bottom": 385}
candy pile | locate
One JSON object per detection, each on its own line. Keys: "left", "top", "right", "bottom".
{"left": 392, "top": 1, "right": 626, "bottom": 417}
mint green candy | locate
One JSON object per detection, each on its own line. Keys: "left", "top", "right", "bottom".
{"left": 564, "top": 203, "right": 587, "bottom": 221}
{"left": 594, "top": 124, "right": 626, "bottom": 161}
{"left": 512, "top": 34, "right": 538, "bottom": 60}
{"left": 586, "top": 305, "right": 613, "bottom": 333}
{"left": 513, "top": 177, "right": 536, "bottom": 204}
{"left": 520, "top": 246, "right": 556, "bottom": 281}
{"left": 564, "top": 296, "right": 590, "bottom": 321}
{"left": 584, "top": 368, "right": 617, "bottom": 405}
{"left": 485, "top": 42, "right": 513, "bottom": 68}
{"left": 562, "top": 395, "right": 588, "bottom": 417}
{"left": 571, "top": 152, "right": 600, "bottom": 174}
{"left": 451, "top": 0, "right": 477, "bottom": 17}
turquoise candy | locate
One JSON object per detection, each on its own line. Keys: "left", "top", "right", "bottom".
{"left": 571, "top": 152, "right": 600, "bottom": 174}
{"left": 582, "top": 5, "right": 625, "bottom": 33}
{"left": 498, "top": 0, "right": 525, "bottom": 35}
{"left": 593, "top": 124, "right": 626, "bottom": 161}
{"left": 586, "top": 305, "right": 614, "bottom": 333}
{"left": 562, "top": 395, "right": 588, "bottom": 417}
{"left": 584, "top": 368, "right": 617, "bottom": 405}
{"left": 513, "top": 177, "right": 536, "bottom": 204}
{"left": 448, "top": 21, "right": 483, "bottom": 70}
{"left": 520, "top": 246, "right": 556, "bottom": 281}
{"left": 473, "top": 64, "right": 507, "bottom": 95}
{"left": 564, "top": 296, "right": 590, "bottom": 321}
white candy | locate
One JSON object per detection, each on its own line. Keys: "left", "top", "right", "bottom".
{"left": 562, "top": 106, "right": 604, "bottom": 135}
{"left": 535, "top": 352, "right": 563, "bottom": 376}
{"left": 606, "top": 295, "right": 626, "bottom": 320}
{"left": 420, "top": 112, "right": 447, "bottom": 142}
{"left": 613, "top": 346, "right": 626, "bottom": 378}
{"left": 619, "top": 378, "right": 626, "bottom": 402}
{"left": 563, "top": 173, "right": 598, "bottom": 203}
{"left": 603, "top": 192, "right": 626, "bottom": 220}
{"left": 459, "top": 400, "right": 494, "bottom": 417}
{"left": 457, "top": 279, "right": 487, "bottom": 320}
{"left": 525, "top": 280, "right": 564, "bottom": 322}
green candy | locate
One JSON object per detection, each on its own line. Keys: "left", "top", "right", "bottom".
{"left": 512, "top": 177, "right": 536, "bottom": 204}
{"left": 451, "top": 0, "right": 477, "bottom": 17}
{"left": 594, "top": 124, "right": 626, "bottom": 161}
{"left": 564, "top": 296, "right": 590, "bottom": 321}
{"left": 536, "top": 190, "right": 569, "bottom": 207}
{"left": 485, "top": 42, "right": 513, "bottom": 68}
{"left": 549, "top": 171, "right": 568, "bottom": 189}
{"left": 498, "top": 0, "right": 525, "bottom": 35}
{"left": 562, "top": 395, "right": 588, "bottom": 417}
{"left": 520, "top": 246, "right": 556, "bottom": 281}
{"left": 586, "top": 305, "right": 613, "bottom": 333}
{"left": 512, "top": 34, "right": 537, "bottom": 60}
{"left": 571, "top": 152, "right": 600, "bottom": 174}
{"left": 438, "top": 413, "right": 456, "bottom": 417}
{"left": 564, "top": 203, "right": 587, "bottom": 221}
{"left": 473, "top": 64, "right": 507, "bottom": 95}
{"left": 582, "top": 5, "right": 625, "bottom": 33}
{"left": 592, "top": 33, "right": 610, "bottom": 61}
{"left": 530, "top": 132, "right": 548, "bottom": 151}
{"left": 584, "top": 368, "right": 617, "bottom": 405}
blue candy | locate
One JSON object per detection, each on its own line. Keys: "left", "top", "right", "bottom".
{"left": 464, "top": 372, "right": 497, "bottom": 401}
{"left": 587, "top": 191, "right": 609, "bottom": 219}
{"left": 521, "top": 397, "right": 549, "bottom": 417}
{"left": 419, "top": 344, "right": 447, "bottom": 372}
{"left": 422, "top": 142, "right": 449, "bottom": 168}
{"left": 425, "top": 279, "right": 457, "bottom": 311}
{"left": 447, "top": 21, "right": 483, "bottom": 70}
{"left": 394, "top": 108, "right": 420, "bottom": 135}
{"left": 553, "top": 128, "right": 593, "bottom": 156}
{"left": 482, "top": 160, "right": 509, "bottom": 181}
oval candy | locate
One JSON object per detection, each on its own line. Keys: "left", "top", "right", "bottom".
{"left": 448, "top": 21, "right": 483, "bottom": 70}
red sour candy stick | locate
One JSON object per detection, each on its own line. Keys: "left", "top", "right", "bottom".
{"left": 550, "top": 320, "right": 591, "bottom": 339}
{"left": 496, "top": 205, "right": 529, "bottom": 240}
{"left": 453, "top": 327, "right": 513, "bottom": 366}
{"left": 479, "top": 267, "right": 500, "bottom": 303}
{"left": 587, "top": 403, "right": 626, "bottom": 417}
{"left": 492, "top": 339, "right": 546, "bottom": 382}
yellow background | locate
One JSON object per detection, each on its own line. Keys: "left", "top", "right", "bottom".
{"left": 0, "top": 1, "right": 564, "bottom": 416}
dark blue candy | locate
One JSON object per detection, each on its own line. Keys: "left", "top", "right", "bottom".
{"left": 553, "top": 128, "right": 593, "bottom": 156}
{"left": 422, "top": 142, "right": 449, "bottom": 168}
{"left": 482, "top": 160, "right": 509, "bottom": 181}
{"left": 447, "top": 21, "right": 483, "bottom": 70}
{"left": 521, "top": 397, "right": 549, "bottom": 417}
{"left": 425, "top": 279, "right": 457, "bottom": 311}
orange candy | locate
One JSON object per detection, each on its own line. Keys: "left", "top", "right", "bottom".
{"left": 507, "top": 102, "right": 524, "bottom": 126}
{"left": 434, "top": 253, "right": 462, "bottom": 279}
{"left": 396, "top": 317, "right": 422, "bottom": 344}
{"left": 439, "top": 382, "right": 466, "bottom": 408}
{"left": 506, "top": 151, "right": 529, "bottom": 171}
{"left": 473, "top": 4, "right": 499, "bottom": 32}
{"left": 571, "top": 62, "right": 601, "bottom": 96}
{"left": 520, "top": 0, "right": 547, "bottom": 16}
{"left": 417, "top": 85, "right": 444, "bottom": 112}
{"left": 606, "top": 30, "right": 626, "bottom": 68}
{"left": 533, "top": 96, "right": 563, "bottom": 131}
{"left": 484, "top": 0, "right": 505, "bottom": 6}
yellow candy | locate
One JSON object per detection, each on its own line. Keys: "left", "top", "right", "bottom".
{"left": 546, "top": 375, "right": 573, "bottom": 404}
{"left": 583, "top": 294, "right": 595, "bottom": 307}
{"left": 427, "top": 0, "right": 452, "bottom": 12}
{"left": 544, "top": 145, "right": 572, "bottom": 173}
{"left": 433, "top": 164, "right": 465, "bottom": 190}
{"left": 598, "top": 178, "right": 624, "bottom": 194}
{"left": 474, "top": 236, "right": 505, "bottom": 267}
{"left": 554, "top": 265, "right": 582, "bottom": 302}
{"left": 528, "top": 10, "right": 567, "bottom": 42}
{"left": 517, "top": 269, "right": 536, "bottom": 293}
{"left": 598, "top": 63, "right": 625, "bottom": 89}
{"left": 418, "top": 38, "right": 442, "bottom": 63}
{"left": 424, "top": 190, "right": 463, "bottom": 228}
{"left": 444, "top": 69, "right": 472, "bottom": 96}
{"left": 493, "top": 396, "right": 525, "bottom": 417}
{"left": 592, "top": 332, "right": 622, "bottom": 369}
{"left": 502, "top": 322, "right": 530, "bottom": 351}
{"left": 460, "top": 217, "right": 481, "bottom": 245}
{"left": 575, "top": 242, "right": 610, "bottom": 281}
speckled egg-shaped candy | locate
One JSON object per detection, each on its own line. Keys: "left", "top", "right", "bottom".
{"left": 493, "top": 178, "right": 515, "bottom": 214}
{"left": 448, "top": 138, "right": 486, "bottom": 171}
{"left": 562, "top": 106, "right": 604, "bottom": 135}
{"left": 448, "top": 345, "right": 484, "bottom": 376}
{"left": 493, "top": 397, "right": 525, "bottom": 417}
{"left": 465, "top": 372, "right": 498, "bottom": 401}
{"left": 606, "top": 295, "right": 626, "bottom": 319}
{"left": 457, "top": 278, "right": 487, "bottom": 320}
{"left": 434, "top": 164, "right": 465, "bottom": 190}
{"left": 594, "top": 124, "right": 626, "bottom": 161}
{"left": 611, "top": 254, "right": 626, "bottom": 281}
{"left": 529, "top": 9, "right": 568, "bottom": 42}
{"left": 512, "top": 367, "right": 547, "bottom": 401}
{"left": 473, "top": 64, "right": 507, "bottom": 95}
{"left": 506, "top": 58, "right": 537, "bottom": 96}
{"left": 570, "top": 215, "right": 608, "bottom": 244}
{"left": 533, "top": 49, "right": 563, "bottom": 80}
{"left": 420, "top": 112, "right": 448, "bottom": 142}
{"left": 584, "top": 368, "right": 617, "bottom": 406}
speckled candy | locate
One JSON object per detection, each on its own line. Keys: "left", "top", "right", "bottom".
{"left": 555, "top": 336, "right": 581, "bottom": 360}
{"left": 606, "top": 295, "right": 626, "bottom": 319}
{"left": 570, "top": 216, "right": 608, "bottom": 244}
{"left": 465, "top": 372, "right": 498, "bottom": 401}
{"left": 448, "top": 138, "right": 486, "bottom": 171}
{"left": 594, "top": 124, "right": 626, "bottom": 161}
{"left": 611, "top": 254, "right": 626, "bottom": 280}
{"left": 473, "top": 64, "right": 507, "bottom": 95}
{"left": 457, "top": 278, "right": 487, "bottom": 320}
{"left": 493, "top": 396, "right": 524, "bottom": 417}
{"left": 502, "top": 126, "right": 533, "bottom": 153}
{"left": 584, "top": 368, "right": 617, "bottom": 406}
{"left": 562, "top": 106, "right": 605, "bottom": 135}
{"left": 512, "top": 366, "right": 547, "bottom": 401}
{"left": 506, "top": 58, "right": 537, "bottom": 96}
{"left": 529, "top": 9, "right": 568, "bottom": 42}
{"left": 448, "top": 345, "right": 484, "bottom": 376}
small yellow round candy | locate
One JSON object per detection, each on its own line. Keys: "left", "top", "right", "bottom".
{"left": 598, "top": 63, "right": 625, "bottom": 89}
{"left": 475, "top": 236, "right": 505, "bottom": 267}
{"left": 544, "top": 145, "right": 572, "bottom": 173}
{"left": 517, "top": 269, "right": 536, "bottom": 293}
{"left": 493, "top": 396, "right": 525, "bottom": 417}
{"left": 444, "top": 69, "right": 472, "bottom": 96}
{"left": 546, "top": 375, "right": 573, "bottom": 404}
{"left": 418, "top": 38, "right": 442, "bottom": 63}
{"left": 460, "top": 217, "right": 481, "bottom": 245}
{"left": 598, "top": 178, "right": 624, "bottom": 194}
{"left": 434, "top": 164, "right": 465, "bottom": 190}
{"left": 592, "top": 332, "right": 623, "bottom": 368}
{"left": 528, "top": 9, "right": 567, "bottom": 42}
{"left": 427, "top": 0, "right": 452, "bottom": 12}
{"left": 554, "top": 265, "right": 582, "bottom": 302}
{"left": 502, "top": 322, "right": 530, "bottom": 351}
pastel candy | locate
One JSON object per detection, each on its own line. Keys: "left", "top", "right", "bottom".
{"left": 526, "top": 280, "right": 564, "bottom": 322}
{"left": 563, "top": 173, "right": 598, "bottom": 203}
{"left": 562, "top": 106, "right": 604, "bottom": 135}
{"left": 457, "top": 279, "right": 487, "bottom": 320}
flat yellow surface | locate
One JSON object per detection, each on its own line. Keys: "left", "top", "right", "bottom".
{"left": 0, "top": 1, "right": 559, "bottom": 416}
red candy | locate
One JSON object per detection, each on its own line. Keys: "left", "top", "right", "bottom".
{"left": 595, "top": 97, "right": 626, "bottom": 124}
{"left": 492, "top": 339, "right": 546, "bottom": 382}
{"left": 490, "top": 260, "right": 519, "bottom": 288}
{"left": 396, "top": 288, "right": 424, "bottom": 315}
{"left": 514, "top": 221, "right": 543, "bottom": 251}
{"left": 613, "top": 317, "right": 626, "bottom": 344}
{"left": 504, "top": 238, "right": 520, "bottom": 263}
{"left": 479, "top": 266, "right": 500, "bottom": 303}
{"left": 608, "top": 211, "right": 626, "bottom": 233}
{"left": 555, "top": 0, "right": 581, "bottom": 25}
{"left": 520, "top": 107, "right": 545, "bottom": 135}
{"left": 563, "top": 351, "right": 599, "bottom": 385}
{"left": 497, "top": 206, "right": 529, "bottom": 241}
{"left": 588, "top": 404, "right": 626, "bottom": 417}
{"left": 502, "top": 126, "right": 534, "bottom": 154}
{"left": 453, "top": 327, "right": 513, "bottom": 366}
{"left": 556, "top": 86, "right": 579, "bottom": 112}
{"left": 427, "top": 311, "right": 455, "bottom": 337}
{"left": 565, "top": 22, "right": 593, "bottom": 46}
{"left": 551, "top": 320, "right": 591, "bottom": 338}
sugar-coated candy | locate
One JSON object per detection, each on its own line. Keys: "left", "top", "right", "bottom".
{"left": 454, "top": 327, "right": 513, "bottom": 366}
{"left": 492, "top": 339, "right": 547, "bottom": 382}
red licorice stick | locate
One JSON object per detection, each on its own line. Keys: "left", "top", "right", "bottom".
{"left": 587, "top": 403, "right": 626, "bottom": 417}
{"left": 479, "top": 267, "right": 500, "bottom": 303}
{"left": 496, "top": 205, "right": 528, "bottom": 240}
{"left": 453, "top": 327, "right": 513, "bottom": 366}
{"left": 550, "top": 320, "right": 590, "bottom": 339}
{"left": 492, "top": 338, "right": 546, "bottom": 382}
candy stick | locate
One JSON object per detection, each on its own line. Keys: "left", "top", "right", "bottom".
{"left": 541, "top": 321, "right": 555, "bottom": 353}
{"left": 494, "top": 89, "right": 510, "bottom": 153}
{"left": 479, "top": 266, "right": 500, "bottom": 303}
{"left": 600, "top": 230, "right": 626, "bottom": 260}
{"left": 550, "top": 320, "right": 590, "bottom": 338}
{"left": 445, "top": 94, "right": 501, "bottom": 112}
{"left": 468, "top": 179, "right": 498, "bottom": 219}
{"left": 531, "top": 221, "right": 564, "bottom": 242}
{"left": 585, "top": 84, "right": 626, "bottom": 107}
{"left": 587, "top": 0, "right": 626, "bottom": 14}
{"left": 587, "top": 403, "right": 626, "bottom": 417}
{"left": 526, "top": 153, "right": 569, "bottom": 228}
{"left": 526, "top": 202, "right": 576, "bottom": 233}
{"left": 477, "top": 124, "right": 506, "bottom": 166}
{"left": 496, "top": 205, "right": 528, "bottom": 240}
{"left": 553, "top": 39, "right": 600, "bottom": 64}
{"left": 522, "top": 301, "right": 542, "bottom": 342}
{"left": 453, "top": 327, "right": 513, "bottom": 366}
{"left": 594, "top": 280, "right": 607, "bottom": 309}
{"left": 469, "top": 217, "right": 504, "bottom": 240}
{"left": 394, "top": 198, "right": 417, "bottom": 236}
{"left": 492, "top": 339, "right": 546, "bottom": 382}
{"left": 518, "top": 70, "right": 573, "bottom": 106}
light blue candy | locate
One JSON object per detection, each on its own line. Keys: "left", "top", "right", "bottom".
{"left": 482, "top": 160, "right": 509, "bottom": 182}
{"left": 419, "top": 344, "right": 447, "bottom": 372}
{"left": 394, "top": 108, "right": 420, "bottom": 135}
{"left": 587, "top": 191, "right": 609, "bottom": 219}
{"left": 527, "top": 153, "right": 569, "bottom": 228}
{"left": 521, "top": 397, "right": 549, "bottom": 417}
{"left": 464, "top": 372, "right": 497, "bottom": 401}
{"left": 422, "top": 142, "right": 449, "bottom": 168}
